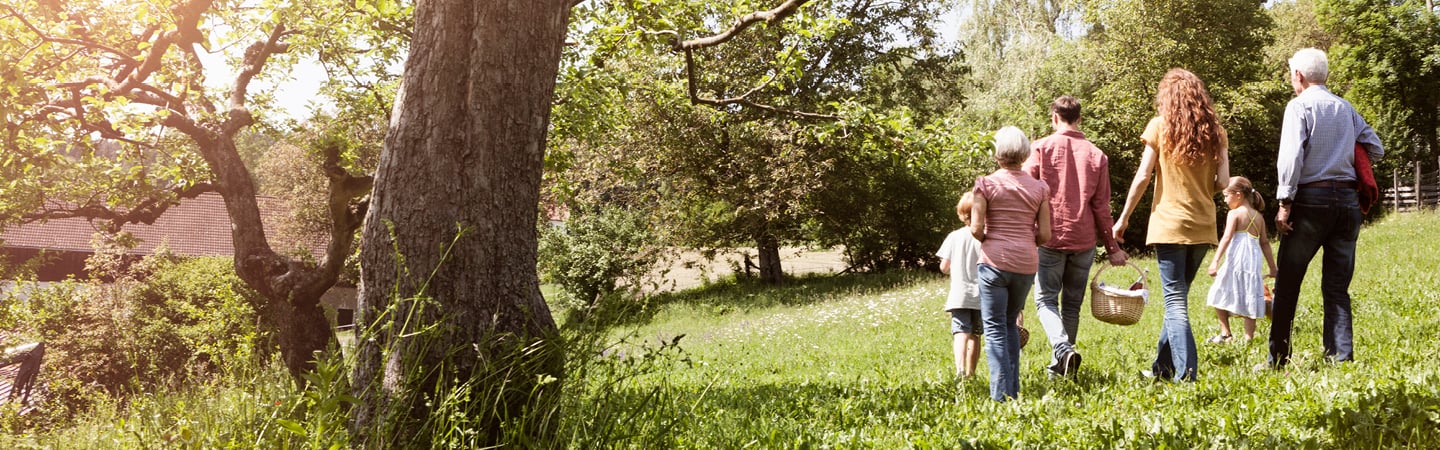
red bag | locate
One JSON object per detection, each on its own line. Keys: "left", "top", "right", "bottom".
{"left": 1355, "top": 143, "right": 1379, "bottom": 215}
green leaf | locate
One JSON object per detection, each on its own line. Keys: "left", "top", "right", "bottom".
{"left": 276, "top": 419, "right": 307, "bottom": 436}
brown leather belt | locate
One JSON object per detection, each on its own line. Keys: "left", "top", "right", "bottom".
{"left": 1299, "top": 180, "right": 1356, "bottom": 189}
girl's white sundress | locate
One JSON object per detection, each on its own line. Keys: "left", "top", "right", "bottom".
{"left": 1206, "top": 213, "right": 1267, "bottom": 319}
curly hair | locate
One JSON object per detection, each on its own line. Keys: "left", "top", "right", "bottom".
{"left": 1156, "top": 68, "right": 1226, "bottom": 166}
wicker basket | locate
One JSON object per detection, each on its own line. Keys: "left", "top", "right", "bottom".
{"left": 1090, "top": 263, "right": 1149, "bottom": 326}
{"left": 1264, "top": 283, "right": 1274, "bottom": 320}
{"left": 1018, "top": 325, "right": 1030, "bottom": 348}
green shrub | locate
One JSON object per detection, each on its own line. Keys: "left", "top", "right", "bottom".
{"left": 538, "top": 206, "right": 666, "bottom": 326}
{"left": 4, "top": 254, "right": 272, "bottom": 429}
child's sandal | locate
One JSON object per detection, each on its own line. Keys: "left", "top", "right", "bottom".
{"left": 1206, "top": 334, "right": 1232, "bottom": 344}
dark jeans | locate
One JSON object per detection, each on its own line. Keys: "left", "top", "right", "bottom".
{"left": 978, "top": 264, "right": 1033, "bottom": 402}
{"left": 1269, "top": 187, "right": 1361, "bottom": 367}
{"left": 1153, "top": 244, "right": 1207, "bottom": 382}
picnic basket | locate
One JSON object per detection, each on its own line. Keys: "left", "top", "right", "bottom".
{"left": 1090, "top": 263, "right": 1149, "bottom": 326}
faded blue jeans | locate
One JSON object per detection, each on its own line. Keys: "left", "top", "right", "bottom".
{"left": 1153, "top": 244, "right": 1207, "bottom": 382}
{"left": 978, "top": 263, "right": 1033, "bottom": 402}
{"left": 1269, "top": 186, "right": 1361, "bottom": 367}
{"left": 1034, "top": 246, "right": 1095, "bottom": 373}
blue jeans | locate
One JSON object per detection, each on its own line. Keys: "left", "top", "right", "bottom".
{"left": 1269, "top": 187, "right": 1360, "bottom": 367}
{"left": 1153, "top": 244, "right": 1206, "bottom": 381}
{"left": 978, "top": 264, "right": 1033, "bottom": 402}
{"left": 1034, "top": 247, "right": 1094, "bottom": 372}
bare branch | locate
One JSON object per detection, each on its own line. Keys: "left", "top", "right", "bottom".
{"left": 226, "top": 23, "right": 294, "bottom": 136}
{"left": 683, "top": 48, "right": 839, "bottom": 120}
{"left": 162, "top": 111, "right": 213, "bottom": 146}
{"left": 654, "top": 0, "right": 837, "bottom": 120}
{"left": 671, "top": 0, "right": 812, "bottom": 51}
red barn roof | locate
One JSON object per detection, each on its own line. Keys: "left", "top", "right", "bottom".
{"left": 0, "top": 193, "right": 325, "bottom": 258}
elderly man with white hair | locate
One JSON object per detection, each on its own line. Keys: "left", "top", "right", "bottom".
{"left": 1267, "top": 48, "right": 1384, "bottom": 370}
{"left": 970, "top": 126, "right": 1052, "bottom": 401}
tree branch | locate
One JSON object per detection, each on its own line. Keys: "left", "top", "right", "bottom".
{"left": 658, "top": 0, "right": 837, "bottom": 120}
{"left": 117, "top": 0, "right": 212, "bottom": 93}
{"left": 2, "top": 5, "right": 139, "bottom": 65}
{"left": 226, "top": 23, "right": 294, "bottom": 137}
{"left": 671, "top": 0, "right": 812, "bottom": 51}
{"left": 22, "top": 183, "right": 219, "bottom": 232}
{"left": 683, "top": 48, "right": 839, "bottom": 120}
{"left": 318, "top": 141, "right": 372, "bottom": 283}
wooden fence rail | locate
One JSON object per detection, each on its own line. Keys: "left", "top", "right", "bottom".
{"left": 1385, "top": 166, "right": 1440, "bottom": 212}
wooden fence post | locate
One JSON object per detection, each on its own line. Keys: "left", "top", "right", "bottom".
{"left": 1394, "top": 169, "right": 1401, "bottom": 210}
{"left": 1418, "top": 161, "right": 1424, "bottom": 210}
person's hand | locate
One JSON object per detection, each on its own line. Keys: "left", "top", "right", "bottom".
{"left": 1276, "top": 204, "right": 1292, "bottom": 235}
{"left": 1207, "top": 263, "right": 1218, "bottom": 277}
{"left": 1266, "top": 269, "right": 1277, "bottom": 278}
{"left": 1112, "top": 222, "right": 1128, "bottom": 244}
{"left": 1108, "top": 249, "right": 1129, "bottom": 267}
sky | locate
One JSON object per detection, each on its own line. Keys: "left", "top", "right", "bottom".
{"left": 198, "top": 46, "right": 329, "bottom": 122}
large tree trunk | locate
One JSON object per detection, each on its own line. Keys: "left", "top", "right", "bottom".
{"left": 351, "top": 1, "right": 570, "bottom": 447}
{"left": 757, "top": 234, "right": 784, "bottom": 284}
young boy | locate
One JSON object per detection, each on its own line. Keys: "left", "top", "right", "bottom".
{"left": 938, "top": 192, "right": 983, "bottom": 378}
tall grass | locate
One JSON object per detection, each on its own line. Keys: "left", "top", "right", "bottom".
{"left": 5, "top": 212, "right": 1438, "bottom": 448}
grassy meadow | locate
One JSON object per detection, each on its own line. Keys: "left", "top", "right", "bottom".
{"left": 584, "top": 211, "right": 1440, "bottom": 448}
{"left": 4, "top": 212, "right": 1437, "bottom": 448}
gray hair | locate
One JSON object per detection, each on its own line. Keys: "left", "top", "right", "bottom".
{"left": 1289, "top": 48, "right": 1329, "bottom": 84}
{"left": 992, "top": 126, "right": 1031, "bottom": 167}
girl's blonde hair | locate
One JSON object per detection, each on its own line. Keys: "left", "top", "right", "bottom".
{"left": 1156, "top": 68, "right": 1227, "bottom": 166}
{"left": 1225, "top": 176, "right": 1265, "bottom": 211}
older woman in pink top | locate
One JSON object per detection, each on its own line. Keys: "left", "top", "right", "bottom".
{"left": 971, "top": 126, "right": 1053, "bottom": 402}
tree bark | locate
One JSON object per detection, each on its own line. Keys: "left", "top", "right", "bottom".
{"left": 351, "top": 1, "right": 570, "bottom": 447}
{"left": 203, "top": 139, "right": 342, "bottom": 380}
{"left": 757, "top": 234, "right": 784, "bottom": 284}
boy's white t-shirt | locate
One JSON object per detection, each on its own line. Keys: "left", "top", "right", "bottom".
{"left": 937, "top": 227, "right": 982, "bottom": 311}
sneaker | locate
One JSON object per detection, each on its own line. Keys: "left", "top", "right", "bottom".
{"left": 1062, "top": 351, "right": 1082, "bottom": 377}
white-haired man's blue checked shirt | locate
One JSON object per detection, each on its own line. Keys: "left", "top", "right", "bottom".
{"left": 1276, "top": 85, "right": 1384, "bottom": 201}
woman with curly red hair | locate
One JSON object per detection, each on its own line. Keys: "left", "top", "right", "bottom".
{"left": 1113, "top": 68, "right": 1230, "bottom": 382}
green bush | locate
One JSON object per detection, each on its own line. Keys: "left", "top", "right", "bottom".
{"left": 4, "top": 254, "right": 272, "bottom": 428}
{"left": 537, "top": 206, "right": 666, "bottom": 326}
{"left": 127, "top": 256, "right": 273, "bottom": 379}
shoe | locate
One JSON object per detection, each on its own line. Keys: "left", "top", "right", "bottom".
{"left": 1143, "top": 369, "right": 1174, "bottom": 380}
{"left": 1206, "top": 334, "right": 1232, "bottom": 344}
{"left": 1062, "top": 351, "right": 1082, "bottom": 377}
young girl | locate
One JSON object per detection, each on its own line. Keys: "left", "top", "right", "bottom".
{"left": 1206, "top": 176, "right": 1278, "bottom": 342}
